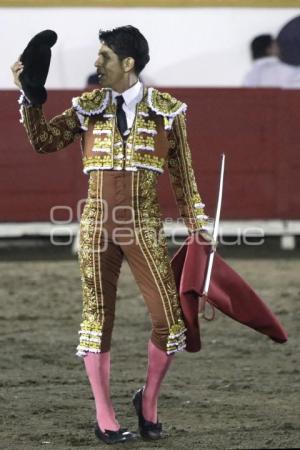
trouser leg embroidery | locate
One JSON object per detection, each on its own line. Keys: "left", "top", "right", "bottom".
{"left": 77, "top": 171, "right": 106, "bottom": 356}
{"left": 130, "top": 171, "right": 186, "bottom": 354}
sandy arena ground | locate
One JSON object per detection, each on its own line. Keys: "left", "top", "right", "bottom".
{"left": 0, "top": 243, "right": 299, "bottom": 450}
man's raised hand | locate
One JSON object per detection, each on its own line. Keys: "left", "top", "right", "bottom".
{"left": 11, "top": 59, "right": 23, "bottom": 89}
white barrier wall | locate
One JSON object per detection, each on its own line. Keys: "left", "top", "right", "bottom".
{"left": 1, "top": 7, "right": 299, "bottom": 88}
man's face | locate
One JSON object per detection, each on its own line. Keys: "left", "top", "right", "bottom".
{"left": 94, "top": 43, "right": 125, "bottom": 90}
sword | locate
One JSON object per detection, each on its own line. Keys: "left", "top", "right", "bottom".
{"left": 199, "top": 153, "right": 225, "bottom": 320}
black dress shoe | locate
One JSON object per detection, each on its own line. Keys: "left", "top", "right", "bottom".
{"left": 132, "top": 387, "right": 163, "bottom": 440}
{"left": 95, "top": 423, "right": 137, "bottom": 444}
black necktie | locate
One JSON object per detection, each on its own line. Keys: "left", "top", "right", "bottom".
{"left": 116, "top": 95, "right": 128, "bottom": 137}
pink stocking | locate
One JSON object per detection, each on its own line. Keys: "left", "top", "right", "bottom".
{"left": 83, "top": 352, "right": 120, "bottom": 432}
{"left": 142, "top": 339, "right": 175, "bottom": 423}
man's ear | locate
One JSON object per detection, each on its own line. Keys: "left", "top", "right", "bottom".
{"left": 123, "top": 56, "right": 135, "bottom": 73}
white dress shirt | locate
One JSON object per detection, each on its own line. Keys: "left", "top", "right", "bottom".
{"left": 111, "top": 80, "right": 144, "bottom": 133}
{"left": 242, "top": 56, "right": 300, "bottom": 88}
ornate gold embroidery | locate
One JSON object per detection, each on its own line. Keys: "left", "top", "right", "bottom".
{"left": 133, "top": 170, "right": 186, "bottom": 353}
{"left": 51, "top": 127, "right": 61, "bottom": 136}
{"left": 77, "top": 172, "right": 105, "bottom": 356}
{"left": 94, "top": 118, "right": 114, "bottom": 132}
{"left": 167, "top": 113, "right": 207, "bottom": 232}
{"left": 148, "top": 88, "right": 185, "bottom": 116}
{"left": 92, "top": 115, "right": 115, "bottom": 154}
{"left": 80, "top": 89, "right": 187, "bottom": 173}
{"left": 63, "top": 130, "right": 73, "bottom": 141}
{"left": 134, "top": 134, "right": 155, "bottom": 151}
{"left": 65, "top": 117, "right": 78, "bottom": 129}
{"left": 75, "top": 89, "right": 110, "bottom": 115}
{"left": 166, "top": 319, "right": 187, "bottom": 354}
{"left": 136, "top": 116, "right": 156, "bottom": 131}
{"left": 76, "top": 320, "right": 103, "bottom": 356}
{"left": 20, "top": 105, "right": 82, "bottom": 154}
{"left": 83, "top": 155, "right": 114, "bottom": 172}
{"left": 93, "top": 136, "right": 112, "bottom": 152}
{"left": 133, "top": 153, "right": 165, "bottom": 173}
{"left": 39, "top": 131, "right": 49, "bottom": 142}
{"left": 137, "top": 96, "right": 149, "bottom": 116}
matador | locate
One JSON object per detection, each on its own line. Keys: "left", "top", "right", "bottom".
{"left": 13, "top": 26, "right": 209, "bottom": 445}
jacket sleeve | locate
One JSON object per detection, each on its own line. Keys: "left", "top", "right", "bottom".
{"left": 19, "top": 98, "right": 83, "bottom": 154}
{"left": 167, "top": 112, "right": 208, "bottom": 233}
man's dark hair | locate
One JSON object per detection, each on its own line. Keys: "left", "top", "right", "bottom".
{"left": 250, "top": 34, "right": 274, "bottom": 60}
{"left": 99, "top": 25, "right": 150, "bottom": 75}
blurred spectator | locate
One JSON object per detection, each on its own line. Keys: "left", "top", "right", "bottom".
{"left": 242, "top": 33, "right": 300, "bottom": 88}
{"left": 86, "top": 72, "right": 99, "bottom": 87}
{"left": 251, "top": 34, "right": 279, "bottom": 60}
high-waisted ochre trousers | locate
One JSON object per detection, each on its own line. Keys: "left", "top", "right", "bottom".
{"left": 76, "top": 169, "right": 186, "bottom": 357}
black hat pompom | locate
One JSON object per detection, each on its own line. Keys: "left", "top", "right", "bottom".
{"left": 20, "top": 29, "right": 57, "bottom": 105}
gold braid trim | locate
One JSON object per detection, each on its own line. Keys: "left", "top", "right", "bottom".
{"left": 72, "top": 88, "right": 110, "bottom": 116}
{"left": 76, "top": 320, "right": 103, "bottom": 357}
{"left": 168, "top": 113, "right": 207, "bottom": 231}
{"left": 166, "top": 319, "right": 187, "bottom": 354}
{"left": 19, "top": 102, "right": 82, "bottom": 153}
{"left": 147, "top": 88, "right": 187, "bottom": 129}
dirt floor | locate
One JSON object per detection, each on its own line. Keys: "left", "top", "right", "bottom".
{"left": 0, "top": 242, "right": 299, "bottom": 450}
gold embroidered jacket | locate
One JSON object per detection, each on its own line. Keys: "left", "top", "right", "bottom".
{"left": 19, "top": 87, "right": 207, "bottom": 231}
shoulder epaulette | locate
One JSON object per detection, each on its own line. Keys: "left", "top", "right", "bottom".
{"left": 72, "top": 88, "right": 110, "bottom": 116}
{"left": 147, "top": 88, "right": 187, "bottom": 120}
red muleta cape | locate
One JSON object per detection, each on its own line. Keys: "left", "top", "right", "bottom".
{"left": 171, "top": 234, "right": 288, "bottom": 352}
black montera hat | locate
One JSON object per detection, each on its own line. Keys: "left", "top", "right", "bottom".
{"left": 20, "top": 29, "right": 57, "bottom": 105}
